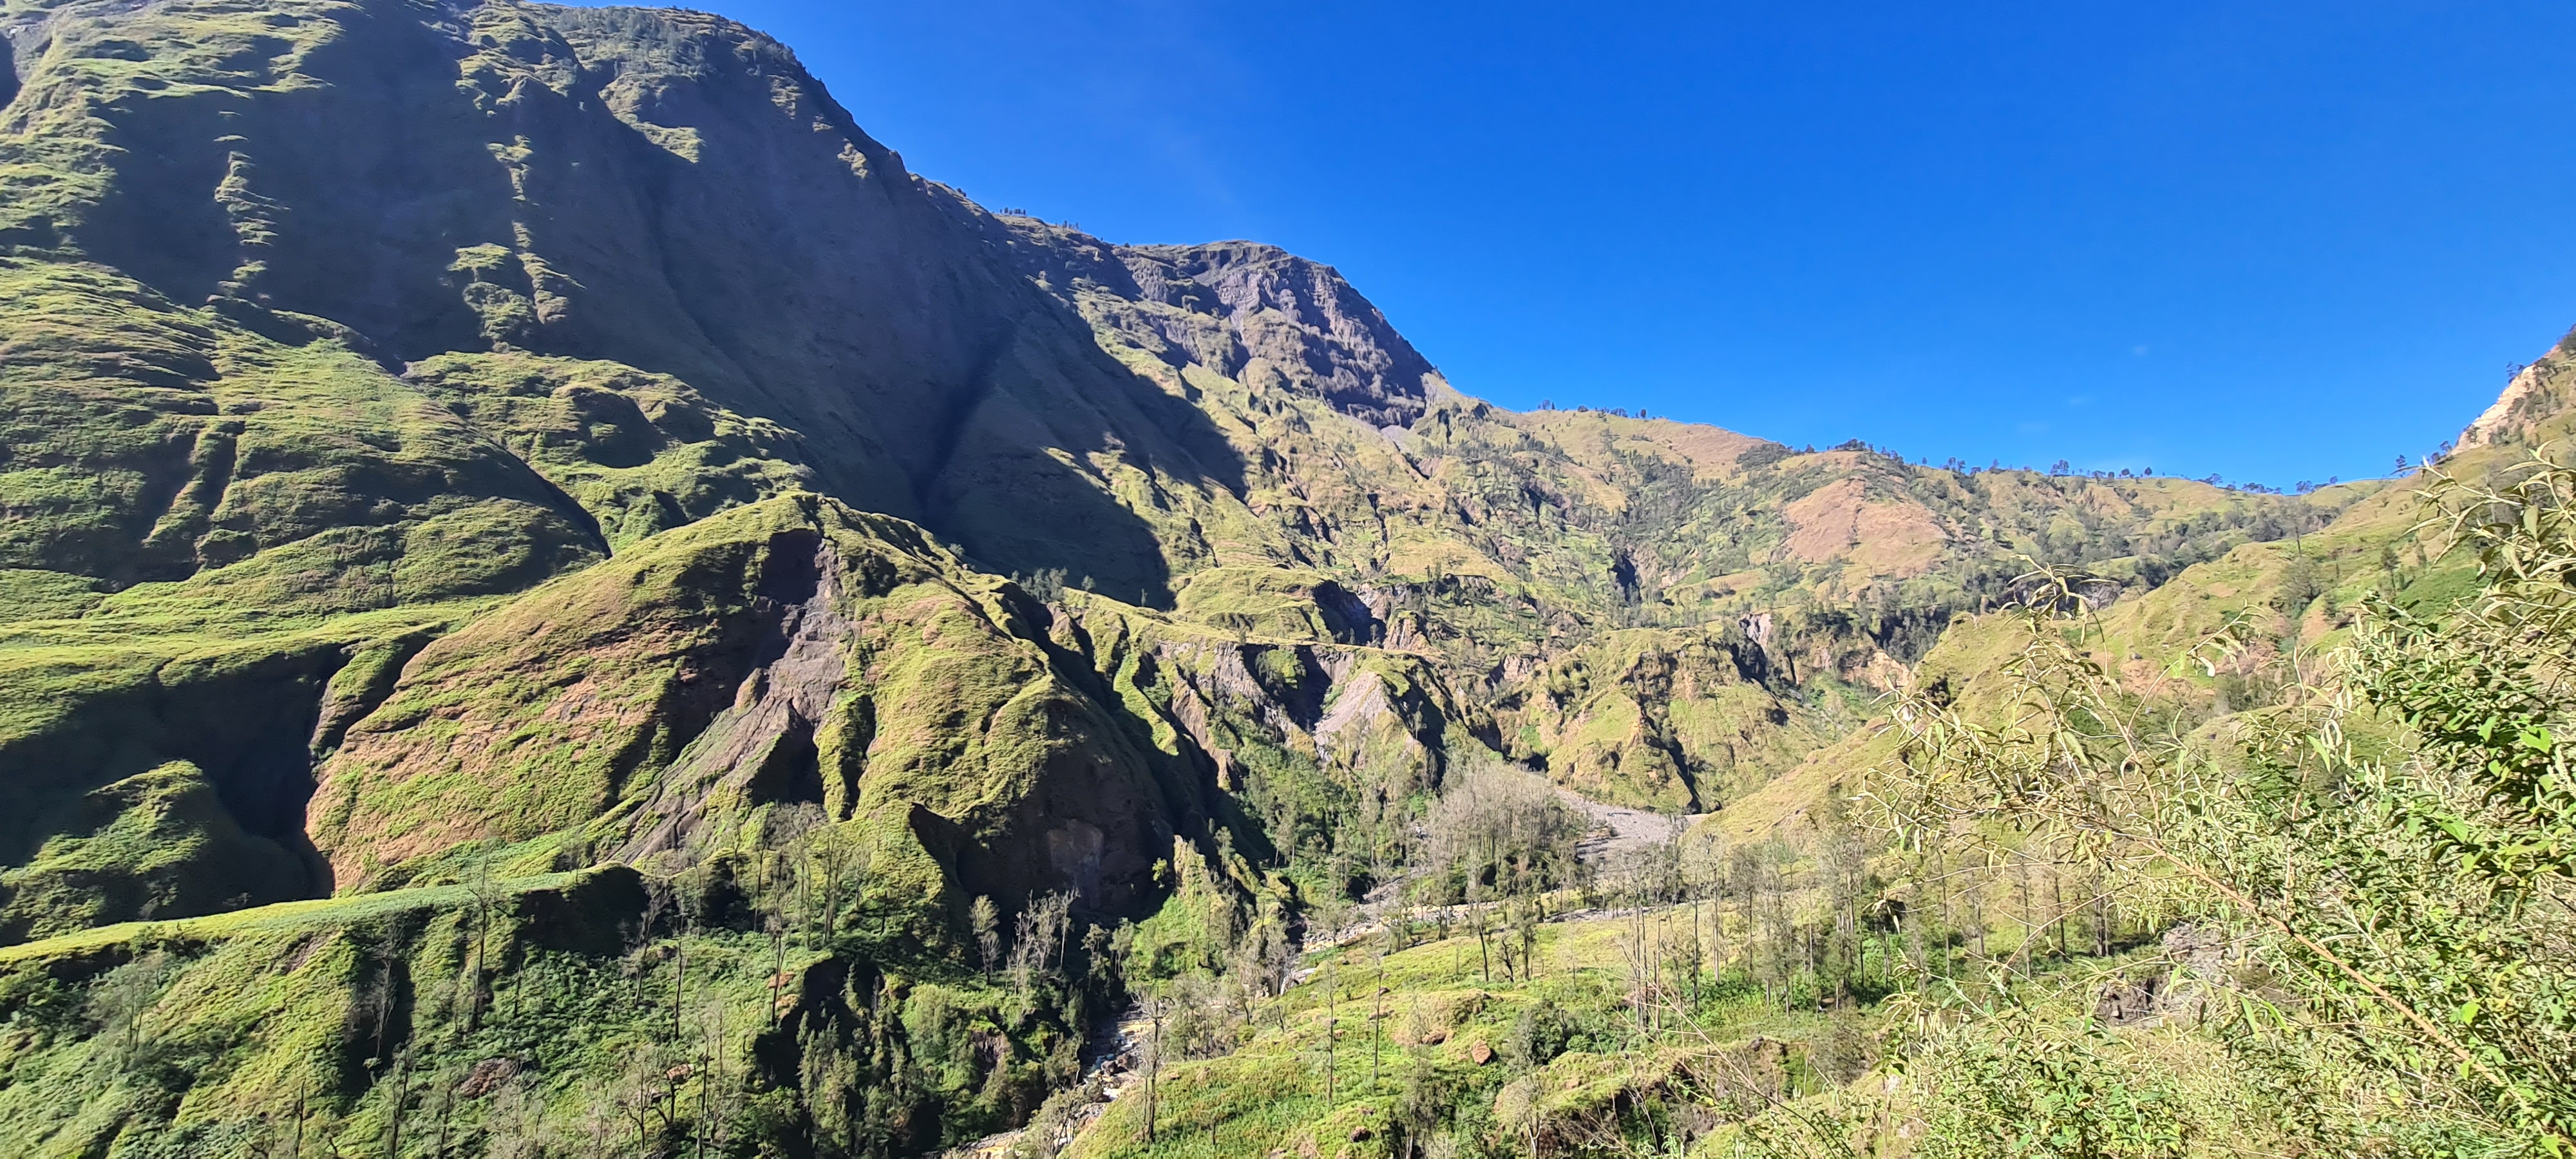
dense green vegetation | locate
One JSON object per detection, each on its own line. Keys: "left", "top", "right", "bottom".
{"left": 1862, "top": 459, "right": 2576, "bottom": 1155}
{"left": 0, "top": 0, "right": 2568, "bottom": 1154}
{"left": 1030, "top": 444, "right": 2576, "bottom": 1158}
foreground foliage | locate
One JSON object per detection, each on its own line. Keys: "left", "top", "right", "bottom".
{"left": 1873, "top": 449, "right": 2576, "bottom": 1155}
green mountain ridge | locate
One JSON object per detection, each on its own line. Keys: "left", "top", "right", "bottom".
{"left": 0, "top": 1, "right": 2550, "bottom": 1154}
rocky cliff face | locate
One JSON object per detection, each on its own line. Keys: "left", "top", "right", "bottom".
{"left": 976, "top": 220, "right": 1442, "bottom": 430}
{"left": 2456, "top": 325, "right": 2576, "bottom": 454}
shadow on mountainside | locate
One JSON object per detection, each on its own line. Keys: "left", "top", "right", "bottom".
{"left": 61, "top": 0, "right": 1232, "bottom": 607}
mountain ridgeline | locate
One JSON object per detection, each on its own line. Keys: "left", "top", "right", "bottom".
{"left": 0, "top": 1, "right": 2525, "bottom": 1154}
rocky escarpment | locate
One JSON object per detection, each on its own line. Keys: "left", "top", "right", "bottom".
{"left": 977, "top": 214, "right": 1439, "bottom": 431}
{"left": 1126, "top": 241, "right": 1438, "bottom": 431}
{"left": 2456, "top": 324, "right": 2576, "bottom": 453}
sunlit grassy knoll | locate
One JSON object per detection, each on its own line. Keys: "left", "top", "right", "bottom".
{"left": 0, "top": 867, "right": 599, "bottom": 965}
{"left": 1072, "top": 907, "right": 1852, "bottom": 1159}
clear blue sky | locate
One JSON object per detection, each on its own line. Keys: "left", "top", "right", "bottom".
{"left": 654, "top": 0, "right": 2576, "bottom": 487}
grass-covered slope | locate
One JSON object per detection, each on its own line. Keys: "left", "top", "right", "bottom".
{"left": 0, "top": 252, "right": 609, "bottom": 942}
{"left": 283, "top": 483, "right": 1482, "bottom": 931}
{"left": 0, "top": 862, "right": 1103, "bottom": 1158}
{"left": 0, "top": 484, "right": 1488, "bottom": 1153}
{"left": 0, "top": 0, "right": 1263, "bottom": 607}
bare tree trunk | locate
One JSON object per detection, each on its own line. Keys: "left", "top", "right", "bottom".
{"left": 2016, "top": 852, "right": 2032, "bottom": 975}
{"left": 1325, "top": 967, "right": 1338, "bottom": 1109}
{"left": 431, "top": 1073, "right": 453, "bottom": 1159}
{"left": 1371, "top": 978, "right": 1385, "bottom": 1090}
{"left": 1689, "top": 901, "right": 1703, "bottom": 1005}
{"left": 384, "top": 1048, "right": 410, "bottom": 1159}
{"left": 1145, "top": 1003, "right": 1162, "bottom": 1145}
{"left": 2095, "top": 867, "right": 2113, "bottom": 958}
{"left": 2049, "top": 840, "right": 2067, "bottom": 959}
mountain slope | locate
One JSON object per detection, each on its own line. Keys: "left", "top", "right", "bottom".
{"left": 1, "top": 0, "right": 1255, "bottom": 605}
{"left": 0, "top": 0, "right": 2345, "bottom": 923}
{"left": 0, "top": 1, "right": 2430, "bottom": 1153}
